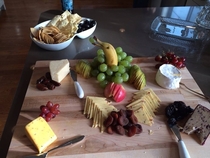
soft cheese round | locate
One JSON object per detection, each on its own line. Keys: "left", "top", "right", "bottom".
{"left": 155, "top": 64, "right": 181, "bottom": 89}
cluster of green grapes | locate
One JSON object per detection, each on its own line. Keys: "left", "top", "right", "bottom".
{"left": 90, "top": 47, "right": 133, "bottom": 88}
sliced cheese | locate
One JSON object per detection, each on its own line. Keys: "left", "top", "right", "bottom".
{"left": 25, "top": 117, "right": 57, "bottom": 153}
{"left": 183, "top": 104, "right": 210, "bottom": 145}
{"left": 126, "top": 88, "right": 160, "bottom": 126}
{"left": 155, "top": 64, "right": 181, "bottom": 89}
{"left": 84, "top": 96, "right": 117, "bottom": 133}
{"left": 135, "top": 107, "right": 154, "bottom": 126}
{"left": 49, "top": 59, "right": 70, "bottom": 83}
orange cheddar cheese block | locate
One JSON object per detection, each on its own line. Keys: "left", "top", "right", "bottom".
{"left": 25, "top": 117, "right": 57, "bottom": 153}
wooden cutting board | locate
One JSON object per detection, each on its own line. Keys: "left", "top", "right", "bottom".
{"left": 7, "top": 57, "right": 210, "bottom": 158}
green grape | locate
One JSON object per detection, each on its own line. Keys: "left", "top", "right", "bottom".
{"left": 112, "top": 76, "right": 123, "bottom": 84}
{"left": 89, "top": 37, "right": 95, "bottom": 44}
{"left": 97, "top": 73, "right": 106, "bottom": 82}
{"left": 110, "top": 65, "right": 119, "bottom": 72}
{"left": 118, "top": 65, "right": 126, "bottom": 74}
{"left": 119, "top": 52, "right": 127, "bottom": 60}
{"left": 119, "top": 60, "right": 129, "bottom": 67}
{"left": 97, "top": 49, "right": 104, "bottom": 56}
{"left": 97, "top": 55, "right": 105, "bottom": 63}
{"left": 117, "top": 55, "right": 122, "bottom": 62}
{"left": 99, "top": 80, "right": 108, "bottom": 88}
{"left": 126, "top": 64, "right": 132, "bottom": 72}
{"left": 91, "top": 69, "right": 100, "bottom": 77}
{"left": 115, "top": 47, "right": 123, "bottom": 54}
{"left": 91, "top": 57, "right": 100, "bottom": 68}
{"left": 99, "top": 63, "right": 108, "bottom": 72}
{"left": 122, "top": 72, "right": 129, "bottom": 82}
{"left": 125, "top": 55, "right": 133, "bottom": 63}
{"left": 106, "top": 75, "right": 112, "bottom": 82}
{"left": 106, "top": 68, "right": 113, "bottom": 76}
{"left": 115, "top": 72, "right": 121, "bottom": 77}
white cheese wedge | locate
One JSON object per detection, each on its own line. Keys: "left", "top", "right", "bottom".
{"left": 49, "top": 59, "right": 70, "bottom": 83}
{"left": 183, "top": 104, "right": 210, "bottom": 145}
{"left": 155, "top": 64, "right": 181, "bottom": 89}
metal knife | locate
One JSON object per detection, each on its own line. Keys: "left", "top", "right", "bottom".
{"left": 23, "top": 135, "right": 85, "bottom": 158}
{"left": 70, "top": 70, "right": 84, "bottom": 98}
{"left": 169, "top": 124, "right": 191, "bottom": 158}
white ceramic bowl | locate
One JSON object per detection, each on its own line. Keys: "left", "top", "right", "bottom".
{"left": 30, "top": 18, "right": 97, "bottom": 51}
{"left": 76, "top": 17, "right": 97, "bottom": 39}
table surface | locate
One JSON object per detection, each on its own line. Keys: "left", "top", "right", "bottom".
{"left": 0, "top": 6, "right": 210, "bottom": 157}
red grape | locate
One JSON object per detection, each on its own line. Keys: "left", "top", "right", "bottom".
{"left": 39, "top": 101, "right": 61, "bottom": 122}
{"left": 176, "top": 61, "right": 183, "bottom": 69}
{"left": 40, "top": 105, "right": 45, "bottom": 110}
{"left": 46, "top": 101, "right": 53, "bottom": 109}
{"left": 54, "top": 109, "right": 60, "bottom": 115}
{"left": 155, "top": 55, "right": 162, "bottom": 62}
{"left": 178, "top": 57, "right": 186, "bottom": 62}
{"left": 155, "top": 63, "right": 162, "bottom": 69}
{"left": 45, "top": 116, "right": 51, "bottom": 122}
{"left": 53, "top": 103, "right": 60, "bottom": 109}
{"left": 39, "top": 112, "right": 46, "bottom": 118}
{"left": 154, "top": 51, "right": 186, "bottom": 69}
{"left": 171, "top": 57, "right": 178, "bottom": 65}
{"left": 41, "top": 106, "right": 49, "bottom": 114}
{"left": 46, "top": 112, "right": 55, "bottom": 119}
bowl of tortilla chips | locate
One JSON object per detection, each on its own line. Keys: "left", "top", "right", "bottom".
{"left": 30, "top": 11, "right": 97, "bottom": 51}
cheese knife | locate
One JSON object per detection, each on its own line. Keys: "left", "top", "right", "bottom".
{"left": 70, "top": 70, "right": 84, "bottom": 98}
{"left": 169, "top": 124, "right": 191, "bottom": 158}
{"left": 23, "top": 135, "right": 85, "bottom": 158}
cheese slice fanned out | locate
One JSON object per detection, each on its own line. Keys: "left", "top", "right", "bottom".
{"left": 49, "top": 59, "right": 70, "bottom": 83}
{"left": 183, "top": 104, "right": 210, "bottom": 145}
{"left": 126, "top": 88, "right": 161, "bottom": 126}
{"left": 25, "top": 117, "right": 57, "bottom": 153}
{"left": 84, "top": 96, "right": 117, "bottom": 133}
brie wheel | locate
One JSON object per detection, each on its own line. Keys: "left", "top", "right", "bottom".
{"left": 155, "top": 64, "right": 181, "bottom": 89}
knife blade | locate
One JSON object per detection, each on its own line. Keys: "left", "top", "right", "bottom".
{"left": 23, "top": 135, "right": 85, "bottom": 158}
{"left": 169, "top": 124, "right": 191, "bottom": 158}
{"left": 70, "top": 70, "right": 84, "bottom": 98}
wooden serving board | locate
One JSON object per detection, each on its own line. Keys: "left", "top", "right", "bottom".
{"left": 8, "top": 58, "right": 210, "bottom": 158}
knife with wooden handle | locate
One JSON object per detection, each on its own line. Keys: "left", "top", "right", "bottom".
{"left": 70, "top": 70, "right": 84, "bottom": 98}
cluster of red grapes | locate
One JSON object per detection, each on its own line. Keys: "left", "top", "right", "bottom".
{"left": 39, "top": 101, "right": 60, "bottom": 122}
{"left": 155, "top": 51, "right": 186, "bottom": 69}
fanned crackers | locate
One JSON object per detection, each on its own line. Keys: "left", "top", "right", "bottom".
{"left": 126, "top": 88, "right": 161, "bottom": 126}
{"left": 84, "top": 96, "right": 117, "bottom": 133}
